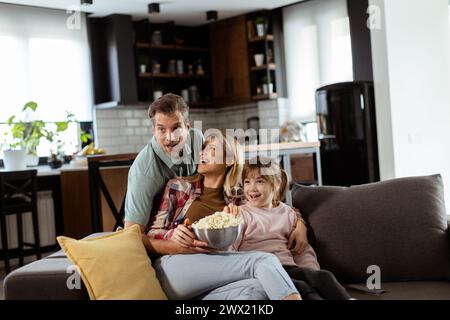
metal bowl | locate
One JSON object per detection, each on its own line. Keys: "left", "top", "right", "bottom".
{"left": 192, "top": 224, "right": 243, "bottom": 249}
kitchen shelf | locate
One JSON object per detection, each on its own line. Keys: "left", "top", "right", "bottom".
{"left": 134, "top": 21, "right": 212, "bottom": 103}
{"left": 188, "top": 101, "right": 213, "bottom": 107}
{"left": 135, "top": 42, "right": 209, "bottom": 52}
{"left": 139, "top": 73, "right": 211, "bottom": 79}
{"left": 248, "top": 35, "right": 274, "bottom": 43}
{"left": 252, "top": 93, "right": 278, "bottom": 100}
{"left": 251, "top": 63, "right": 276, "bottom": 71}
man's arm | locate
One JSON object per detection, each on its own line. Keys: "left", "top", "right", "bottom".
{"left": 124, "top": 170, "right": 159, "bottom": 231}
{"left": 124, "top": 221, "right": 145, "bottom": 233}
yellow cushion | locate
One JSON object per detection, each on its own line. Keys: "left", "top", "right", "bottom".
{"left": 56, "top": 224, "right": 167, "bottom": 300}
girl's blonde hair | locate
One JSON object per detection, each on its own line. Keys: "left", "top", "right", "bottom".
{"left": 242, "top": 156, "right": 289, "bottom": 205}
{"left": 184, "top": 130, "right": 244, "bottom": 198}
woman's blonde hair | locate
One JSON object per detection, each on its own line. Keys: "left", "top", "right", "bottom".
{"left": 183, "top": 130, "right": 244, "bottom": 198}
{"left": 242, "top": 156, "right": 289, "bottom": 205}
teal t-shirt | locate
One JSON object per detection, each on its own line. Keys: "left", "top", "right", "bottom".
{"left": 124, "top": 128, "right": 203, "bottom": 227}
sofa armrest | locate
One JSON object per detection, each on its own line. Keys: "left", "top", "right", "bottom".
{"left": 4, "top": 257, "right": 89, "bottom": 300}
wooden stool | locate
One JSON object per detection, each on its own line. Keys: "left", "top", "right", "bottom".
{"left": 0, "top": 170, "right": 41, "bottom": 274}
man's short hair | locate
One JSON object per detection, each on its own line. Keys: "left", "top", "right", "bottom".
{"left": 148, "top": 93, "right": 189, "bottom": 125}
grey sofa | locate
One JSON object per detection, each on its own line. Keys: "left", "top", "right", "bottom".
{"left": 4, "top": 174, "right": 450, "bottom": 300}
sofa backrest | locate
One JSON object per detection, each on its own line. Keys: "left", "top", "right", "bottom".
{"left": 292, "top": 174, "right": 450, "bottom": 284}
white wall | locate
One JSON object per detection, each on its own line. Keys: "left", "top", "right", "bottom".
{"left": 369, "top": 0, "right": 450, "bottom": 209}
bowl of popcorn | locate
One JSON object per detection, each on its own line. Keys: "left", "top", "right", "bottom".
{"left": 191, "top": 211, "right": 244, "bottom": 249}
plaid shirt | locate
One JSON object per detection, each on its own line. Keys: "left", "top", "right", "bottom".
{"left": 147, "top": 175, "right": 232, "bottom": 240}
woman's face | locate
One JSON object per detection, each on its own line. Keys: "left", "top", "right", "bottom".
{"left": 198, "top": 138, "right": 227, "bottom": 176}
{"left": 243, "top": 170, "right": 276, "bottom": 208}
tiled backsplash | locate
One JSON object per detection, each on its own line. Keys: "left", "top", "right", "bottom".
{"left": 94, "top": 100, "right": 286, "bottom": 154}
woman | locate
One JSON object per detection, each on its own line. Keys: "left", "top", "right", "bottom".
{"left": 143, "top": 131, "right": 310, "bottom": 300}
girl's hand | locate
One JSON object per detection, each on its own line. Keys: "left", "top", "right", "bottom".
{"left": 172, "top": 218, "right": 209, "bottom": 248}
{"left": 288, "top": 219, "right": 309, "bottom": 255}
{"left": 223, "top": 204, "right": 240, "bottom": 216}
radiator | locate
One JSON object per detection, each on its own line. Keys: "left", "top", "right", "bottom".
{"left": 0, "top": 191, "right": 57, "bottom": 249}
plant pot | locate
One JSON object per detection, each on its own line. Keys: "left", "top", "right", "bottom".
{"left": 48, "top": 157, "right": 63, "bottom": 169}
{"left": 254, "top": 54, "right": 264, "bottom": 67}
{"left": 3, "top": 150, "right": 27, "bottom": 171}
{"left": 256, "top": 24, "right": 267, "bottom": 37}
{"left": 26, "top": 154, "right": 40, "bottom": 167}
{"left": 263, "top": 83, "right": 274, "bottom": 95}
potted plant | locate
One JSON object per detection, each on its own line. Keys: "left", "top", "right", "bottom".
{"left": 44, "top": 111, "right": 77, "bottom": 169}
{"left": 3, "top": 101, "right": 45, "bottom": 168}
{"left": 2, "top": 101, "right": 88, "bottom": 170}
{"left": 255, "top": 16, "right": 269, "bottom": 37}
{"left": 261, "top": 75, "right": 274, "bottom": 95}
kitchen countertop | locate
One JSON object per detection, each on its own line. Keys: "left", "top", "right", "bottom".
{"left": 244, "top": 141, "right": 320, "bottom": 152}
{"left": 0, "top": 162, "right": 88, "bottom": 176}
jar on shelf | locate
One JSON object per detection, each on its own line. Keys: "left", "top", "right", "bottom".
{"left": 168, "top": 60, "right": 176, "bottom": 74}
{"left": 195, "top": 59, "right": 205, "bottom": 76}
{"left": 152, "top": 62, "right": 161, "bottom": 74}
{"left": 189, "top": 85, "right": 199, "bottom": 102}
{"left": 181, "top": 89, "right": 189, "bottom": 102}
{"left": 187, "top": 64, "right": 194, "bottom": 75}
{"left": 152, "top": 30, "right": 162, "bottom": 45}
{"left": 176, "top": 59, "right": 184, "bottom": 74}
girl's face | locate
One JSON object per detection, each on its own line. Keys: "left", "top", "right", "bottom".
{"left": 198, "top": 138, "right": 227, "bottom": 176}
{"left": 243, "top": 169, "right": 277, "bottom": 208}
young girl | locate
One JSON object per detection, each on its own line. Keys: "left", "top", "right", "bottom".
{"left": 227, "top": 156, "right": 352, "bottom": 300}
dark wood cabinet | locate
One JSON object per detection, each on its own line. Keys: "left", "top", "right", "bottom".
{"left": 209, "top": 16, "right": 251, "bottom": 105}
{"left": 60, "top": 171, "right": 92, "bottom": 239}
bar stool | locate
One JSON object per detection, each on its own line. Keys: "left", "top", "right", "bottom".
{"left": 0, "top": 170, "right": 41, "bottom": 274}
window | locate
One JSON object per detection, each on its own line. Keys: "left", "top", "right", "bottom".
{"left": 0, "top": 3, "right": 93, "bottom": 157}
{"left": 283, "top": 0, "right": 353, "bottom": 122}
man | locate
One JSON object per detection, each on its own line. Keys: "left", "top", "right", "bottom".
{"left": 124, "top": 93, "right": 201, "bottom": 232}
{"left": 124, "top": 93, "right": 269, "bottom": 299}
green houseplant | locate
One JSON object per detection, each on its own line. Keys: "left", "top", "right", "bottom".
{"left": 2, "top": 101, "right": 90, "bottom": 169}
{"left": 3, "top": 101, "right": 45, "bottom": 168}
{"left": 255, "top": 16, "right": 269, "bottom": 37}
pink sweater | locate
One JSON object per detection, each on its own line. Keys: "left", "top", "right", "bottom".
{"left": 232, "top": 202, "right": 320, "bottom": 270}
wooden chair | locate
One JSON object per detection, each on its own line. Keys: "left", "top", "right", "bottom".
{"left": 87, "top": 154, "right": 137, "bottom": 232}
{"left": 0, "top": 170, "right": 41, "bottom": 274}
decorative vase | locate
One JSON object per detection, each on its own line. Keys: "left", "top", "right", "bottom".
{"left": 254, "top": 54, "right": 264, "bottom": 67}
{"left": 256, "top": 24, "right": 267, "bottom": 37}
{"left": 3, "top": 150, "right": 27, "bottom": 171}
{"left": 153, "top": 90, "right": 163, "bottom": 101}
{"left": 47, "top": 156, "right": 63, "bottom": 169}
{"left": 263, "top": 83, "right": 274, "bottom": 95}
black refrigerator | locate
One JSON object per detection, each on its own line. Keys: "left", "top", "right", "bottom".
{"left": 315, "top": 81, "right": 379, "bottom": 186}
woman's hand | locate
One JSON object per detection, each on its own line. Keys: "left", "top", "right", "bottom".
{"left": 172, "top": 218, "right": 209, "bottom": 248}
{"left": 288, "top": 219, "right": 309, "bottom": 255}
{"left": 223, "top": 204, "right": 240, "bottom": 216}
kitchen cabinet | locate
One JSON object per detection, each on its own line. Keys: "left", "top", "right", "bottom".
{"left": 209, "top": 16, "right": 251, "bottom": 105}
{"left": 60, "top": 170, "right": 92, "bottom": 239}
{"left": 134, "top": 20, "right": 212, "bottom": 107}
{"left": 60, "top": 166, "right": 130, "bottom": 238}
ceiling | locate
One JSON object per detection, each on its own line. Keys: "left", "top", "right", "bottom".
{"left": 1, "top": 0, "right": 302, "bottom": 26}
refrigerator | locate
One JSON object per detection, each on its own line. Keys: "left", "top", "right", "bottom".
{"left": 315, "top": 81, "right": 379, "bottom": 186}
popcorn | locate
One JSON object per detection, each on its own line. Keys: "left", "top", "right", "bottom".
{"left": 192, "top": 211, "right": 243, "bottom": 230}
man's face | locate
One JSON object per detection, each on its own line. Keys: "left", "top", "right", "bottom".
{"left": 152, "top": 111, "right": 190, "bottom": 156}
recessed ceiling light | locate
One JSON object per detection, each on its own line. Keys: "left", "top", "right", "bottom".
{"left": 148, "top": 3, "right": 160, "bottom": 14}
{"left": 206, "top": 10, "right": 218, "bottom": 21}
